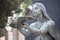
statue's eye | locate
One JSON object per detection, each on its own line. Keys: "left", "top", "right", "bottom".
{"left": 35, "top": 7, "right": 38, "bottom": 9}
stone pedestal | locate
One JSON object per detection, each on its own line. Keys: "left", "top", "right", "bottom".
{"left": 5, "top": 28, "right": 25, "bottom": 40}
{"left": 18, "top": 30, "right": 25, "bottom": 40}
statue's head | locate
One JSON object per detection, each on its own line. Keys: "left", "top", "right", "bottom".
{"left": 28, "top": 3, "right": 52, "bottom": 20}
{"left": 32, "top": 3, "right": 43, "bottom": 17}
{"left": 28, "top": 3, "right": 42, "bottom": 17}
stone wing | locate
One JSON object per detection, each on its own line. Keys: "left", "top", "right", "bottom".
{"left": 17, "top": 16, "right": 37, "bottom": 28}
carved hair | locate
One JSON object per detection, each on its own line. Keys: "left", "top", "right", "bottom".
{"left": 33, "top": 3, "right": 52, "bottom": 20}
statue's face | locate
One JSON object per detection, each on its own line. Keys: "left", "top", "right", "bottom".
{"left": 32, "top": 4, "right": 42, "bottom": 17}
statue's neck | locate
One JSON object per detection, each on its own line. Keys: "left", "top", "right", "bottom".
{"left": 33, "top": 14, "right": 43, "bottom": 23}
{"left": 37, "top": 15, "right": 43, "bottom": 23}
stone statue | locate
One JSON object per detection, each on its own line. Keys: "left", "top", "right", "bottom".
{"left": 17, "top": 3, "right": 59, "bottom": 40}
{"left": 7, "top": 2, "right": 60, "bottom": 40}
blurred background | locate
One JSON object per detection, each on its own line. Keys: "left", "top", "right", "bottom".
{"left": 0, "top": 0, "right": 33, "bottom": 37}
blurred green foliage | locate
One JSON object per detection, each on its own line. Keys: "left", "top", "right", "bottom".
{"left": 0, "top": 0, "right": 32, "bottom": 36}
{"left": 0, "top": 28, "right": 5, "bottom": 37}
{"left": 0, "top": 0, "right": 32, "bottom": 28}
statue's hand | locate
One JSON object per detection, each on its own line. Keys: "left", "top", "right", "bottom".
{"left": 23, "top": 22, "right": 29, "bottom": 28}
{"left": 7, "top": 17, "right": 13, "bottom": 24}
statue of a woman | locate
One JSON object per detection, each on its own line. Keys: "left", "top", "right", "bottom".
{"left": 7, "top": 2, "right": 59, "bottom": 40}
{"left": 20, "top": 3, "right": 58, "bottom": 40}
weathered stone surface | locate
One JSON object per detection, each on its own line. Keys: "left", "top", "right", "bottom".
{"left": 5, "top": 28, "right": 25, "bottom": 40}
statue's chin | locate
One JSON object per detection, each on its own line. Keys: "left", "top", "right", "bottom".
{"left": 33, "top": 14, "right": 39, "bottom": 17}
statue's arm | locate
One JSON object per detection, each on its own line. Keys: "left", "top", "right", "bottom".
{"left": 40, "top": 20, "right": 55, "bottom": 33}
{"left": 24, "top": 24, "right": 42, "bottom": 35}
{"left": 24, "top": 20, "right": 55, "bottom": 35}
{"left": 19, "top": 28, "right": 30, "bottom": 36}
